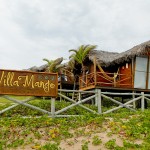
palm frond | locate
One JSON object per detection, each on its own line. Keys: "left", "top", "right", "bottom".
{"left": 83, "top": 45, "right": 97, "bottom": 59}
{"left": 43, "top": 57, "right": 63, "bottom": 72}
{"left": 43, "top": 58, "right": 50, "bottom": 64}
{"left": 69, "top": 49, "right": 78, "bottom": 53}
{"left": 68, "top": 44, "right": 97, "bottom": 66}
{"left": 69, "top": 54, "right": 76, "bottom": 59}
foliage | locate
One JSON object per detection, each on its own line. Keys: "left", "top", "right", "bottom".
{"left": 69, "top": 45, "right": 97, "bottom": 65}
{"left": 69, "top": 45, "right": 97, "bottom": 74}
{"left": 81, "top": 141, "right": 89, "bottom": 150}
{"left": 0, "top": 97, "right": 150, "bottom": 149}
{"left": 92, "top": 135, "right": 102, "bottom": 145}
{"left": 40, "top": 143, "right": 62, "bottom": 150}
{"left": 43, "top": 57, "right": 64, "bottom": 73}
{"left": 123, "top": 140, "right": 142, "bottom": 149}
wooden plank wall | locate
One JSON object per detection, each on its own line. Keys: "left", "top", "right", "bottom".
{"left": 119, "top": 62, "right": 132, "bottom": 88}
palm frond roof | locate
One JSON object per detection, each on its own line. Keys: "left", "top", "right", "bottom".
{"left": 88, "top": 40, "right": 150, "bottom": 67}
{"left": 88, "top": 50, "right": 118, "bottom": 67}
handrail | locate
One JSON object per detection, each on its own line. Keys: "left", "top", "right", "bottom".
{"left": 79, "top": 72, "right": 132, "bottom": 89}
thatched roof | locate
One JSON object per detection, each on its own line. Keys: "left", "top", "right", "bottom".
{"left": 88, "top": 40, "right": 150, "bottom": 67}
{"left": 88, "top": 50, "right": 119, "bottom": 67}
{"left": 112, "top": 40, "right": 150, "bottom": 65}
{"left": 27, "top": 40, "right": 150, "bottom": 71}
{"left": 26, "top": 64, "right": 48, "bottom": 72}
{"left": 27, "top": 57, "right": 64, "bottom": 72}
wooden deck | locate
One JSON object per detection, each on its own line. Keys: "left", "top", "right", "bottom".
{"left": 79, "top": 72, "right": 150, "bottom": 92}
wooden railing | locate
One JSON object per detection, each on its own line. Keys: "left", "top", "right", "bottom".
{"left": 79, "top": 72, "right": 133, "bottom": 89}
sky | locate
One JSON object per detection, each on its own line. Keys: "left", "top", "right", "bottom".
{"left": 0, "top": 0, "right": 150, "bottom": 70}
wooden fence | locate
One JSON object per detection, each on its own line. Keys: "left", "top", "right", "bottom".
{"left": 0, "top": 89, "right": 149, "bottom": 117}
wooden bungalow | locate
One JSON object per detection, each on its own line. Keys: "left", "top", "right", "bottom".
{"left": 79, "top": 40, "right": 150, "bottom": 91}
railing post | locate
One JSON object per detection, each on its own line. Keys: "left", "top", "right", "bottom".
{"left": 51, "top": 97, "right": 55, "bottom": 118}
{"left": 97, "top": 89, "right": 102, "bottom": 114}
{"left": 114, "top": 73, "right": 116, "bottom": 87}
{"left": 141, "top": 92, "right": 145, "bottom": 111}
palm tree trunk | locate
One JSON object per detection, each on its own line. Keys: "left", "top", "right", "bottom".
{"left": 72, "top": 75, "right": 77, "bottom": 100}
{"left": 82, "top": 64, "right": 86, "bottom": 87}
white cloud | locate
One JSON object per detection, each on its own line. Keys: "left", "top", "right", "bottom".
{"left": 0, "top": 0, "right": 150, "bottom": 69}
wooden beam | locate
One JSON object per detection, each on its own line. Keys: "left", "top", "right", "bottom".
{"left": 94, "top": 57, "right": 97, "bottom": 85}
{"left": 131, "top": 57, "right": 135, "bottom": 88}
{"left": 146, "top": 56, "right": 150, "bottom": 89}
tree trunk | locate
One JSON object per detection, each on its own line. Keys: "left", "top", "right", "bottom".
{"left": 72, "top": 75, "right": 77, "bottom": 100}
{"left": 82, "top": 64, "right": 86, "bottom": 87}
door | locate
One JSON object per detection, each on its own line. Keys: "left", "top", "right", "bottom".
{"left": 134, "top": 56, "right": 148, "bottom": 89}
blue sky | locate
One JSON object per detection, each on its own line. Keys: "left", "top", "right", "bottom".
{"left": 0, "top": 0, "right": 150, "bottom": 69}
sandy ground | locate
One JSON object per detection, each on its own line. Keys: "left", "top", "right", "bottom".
{"left": 10, "top": 127, "right": 122, "bottom": 150}
{"left": 12, "top": 132, "right": 122, "bottom": 150}
{"left": 9, "top": 118, "right": 142, "bottom": 150}
{"left": 60, "top": 131, "right": 123, "bottom": 150}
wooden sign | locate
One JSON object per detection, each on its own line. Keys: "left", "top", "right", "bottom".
{"left": 0, "top": 69, "right": 58, "bottom": 97}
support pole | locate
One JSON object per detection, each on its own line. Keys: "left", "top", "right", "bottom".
{"left": 141, "top": 92, "right": 145, "bottom": 111}
{"left": 79, "top": 92, "right": 81, "bottom": 101}
{"left": 95, "top": 89, "right": 98, "bottom": 106}
{"left": 132, "top": 91, "right": 136, "bottom": 109}
{"left": 92, "top": 90, "right": 95, "bottom": 105}
{"left": 97, "top": 89, "right": 102, "bottom": 114}
{"left": 60, "top": 82, "right": 62, "bottom": 102}
{"left": 131, "top": 58, "right": 134, "bottom": 88}
{"left": 94, "top": 56, "right": 97, "bottom": 85}
{"left": 51, "top": 98, "right": 55, "bottom": 118}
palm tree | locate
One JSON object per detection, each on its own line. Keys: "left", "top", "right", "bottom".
{"left": 69, "top": 45, "right": 97, "bottom": 77}
{"left": 43, "top": 57, "right": 64, "bottom": 73}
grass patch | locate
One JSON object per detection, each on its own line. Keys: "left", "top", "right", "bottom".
{"left": 0, "top": 96, "right": 150, "bottom": 149}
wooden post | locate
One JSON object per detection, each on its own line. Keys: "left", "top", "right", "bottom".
{"left": 97, "top": 89, "right": 102, "bottom": 114}
{"left": 141, "top": 92, "right": 145, "bottom": 111}
{"left": 94, "top": 57, "right": 97, "bottom": 86}
{"left": 114, "top": 73, "right": 116, "bottom": 87}
{"left": 95, "top": 89, "right": 98, "bottom": 106}
{"left": 79, "top": 92, "right": 81, "bottom": 101}
{"left": 146, "top": 56, "right": 149, "bottom": 89}
{"left": 51, "top": 98, "right": 55, "bottom": 118}
{"left": 86, "top": 74, "right": 88, "bottom": 87}
{"left": 131, "top": 58, "right": 134, "bottom": 88}
{"left": 92, "top": 93, "right": 95, "bottom": 105}
{"left": 60, "top": 83, "right": 62, "bottom": 102}
{"left": 132, "top": 91, "right": 136, "bottom": 109}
